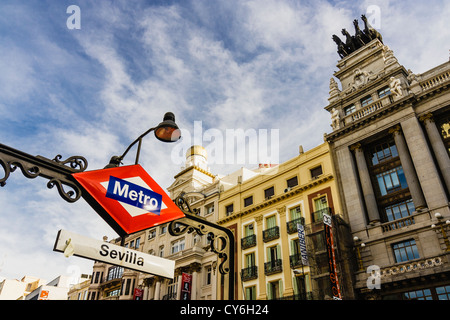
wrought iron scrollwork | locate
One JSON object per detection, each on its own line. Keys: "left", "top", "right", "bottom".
{"left": 168, "top": 192, "right": 235, "bottom": 299}
{"left": 0, "top": 143, "right": 87, "bottom": 202}
{"left": 51, "top": 155, "right": 88, "bottom": 172}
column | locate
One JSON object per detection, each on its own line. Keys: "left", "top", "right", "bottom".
{"left": 154, "top": 278, "right": 161, "bottom": 300}
{"left": 255, "top": 215, "right": 267, "bottom": 300}
{"left": 400, "top": 116, "right": 449, "bottom": 208}
{"left": 277, "top": 206, "right": 294, "bottom": 297}
{"left": 351, "top": 143, "right": 380, "bottom": 224}
{"left": 420, "top": 113, "right": 450, "bottom": 193}
{"left": 390, "top": 125, "right": 427, "bottom": 209}
{"left": 335, "top": 146, "right": 368, "bottom": 229}
{"left": 191, "top": 267, "right": 199, "bottom": 300}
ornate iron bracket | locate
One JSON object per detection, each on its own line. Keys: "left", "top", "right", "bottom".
{"left": 0, "top": 143, "right": 87, "bottom": 202}
{"left": 168, "top": 192, "right": 235, "bottom": 300}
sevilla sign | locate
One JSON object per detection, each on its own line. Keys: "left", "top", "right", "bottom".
{"left": 73, "top": 165, "right": 185, "bottom": 235}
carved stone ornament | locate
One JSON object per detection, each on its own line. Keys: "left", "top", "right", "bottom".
{"left": 330, "top": 108, "right": 340, "bottom": 130}
{"left": 346, "top": 68, "right": 378, "bottom": 93}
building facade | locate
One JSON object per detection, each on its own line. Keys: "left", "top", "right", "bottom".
{"left": 325, "top": 33, "right": 450, "bottom": 299}
{"left": 217, "top": 143, "right": 355, "bottom": 300}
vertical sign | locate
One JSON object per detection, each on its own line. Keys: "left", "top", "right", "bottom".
{"left": 181, "top": 273, "right": 192, "bottom": 300}
{"left": 133, "top": 288, "right": 144, "bottom": 300}
{"left": 297, "top": 223, "right": 309, "bottom": 266}
{"left": 323, "top": 213, "right": 342, "bottom": 300}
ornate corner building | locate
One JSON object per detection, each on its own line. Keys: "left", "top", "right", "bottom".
{"left": 326, "top": 17, "right": 450, "bottom": 300}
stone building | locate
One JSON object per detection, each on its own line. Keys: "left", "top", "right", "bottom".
{"left": 325, "top": 29, "right": 450, "bottom": 299}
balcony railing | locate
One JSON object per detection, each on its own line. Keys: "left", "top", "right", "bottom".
{"left": 311, "top": 207, "right": 332, "bottom": 223}
{"left": 289, "top": 253, "right": 307, "bottom": 269}
{"left": 241, "top": 266, "right": 258, "bottom": 281}
{"left": 264, "top": 259, "right": 283, "bottom": 275}
{"left": 286, "top": 217, "right": 305, "bottom": 234}
{"left": 263, "top": 226, "right": 280, "bottom": 242}
{"left": 381, "top": 215, "right": 415, "bottom": 232}
{"left": 241, "top": 234, "right": 257, "bottom": 249}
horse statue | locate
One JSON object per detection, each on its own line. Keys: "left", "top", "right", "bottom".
{"left": 353, "top": 19, "right": 369, "bottom": 46}
{"left": 342, "top": 28, "right": 357, "bottom": 53}
{"left": 332, "top": 34, "right": 348, "bottom": 58}
{"left": 361, "top": 14, "right": 383, "bottom": 43}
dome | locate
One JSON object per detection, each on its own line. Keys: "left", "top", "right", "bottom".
{"left": 186, "top": 145, "right": 207, "bottom": 160}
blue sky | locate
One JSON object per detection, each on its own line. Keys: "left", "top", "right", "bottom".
{"left": 0, "top": 0, "right": 449, "bottom": 283}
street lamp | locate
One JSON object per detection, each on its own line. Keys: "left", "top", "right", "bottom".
{"left": 431, "top": 212, "right": 450, "bottom": 252}
{"left": 353, "top": 236, "right": 366, "bottom": 271}
{"left": 105, "top": 112, "right": 181, "bottom": 168}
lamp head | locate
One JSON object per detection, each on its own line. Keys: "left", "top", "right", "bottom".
{"left": 154, "top": 112, "right": 181, "bottom": 143}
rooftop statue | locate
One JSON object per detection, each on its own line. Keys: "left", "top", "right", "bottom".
{"left": 332, "top": 15, "right": 383, "bottom": 58}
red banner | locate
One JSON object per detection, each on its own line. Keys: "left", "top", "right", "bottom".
{"left": 324, "top": 214, "right": 342, "bottom": 300}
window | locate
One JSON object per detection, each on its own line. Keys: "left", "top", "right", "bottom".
{"left": 290, "top": 206, "right": 302, "bottom": 221}
{"left": 436, "top": 285, "right": 450, "bottom": 300}
{"left": 264, "top": 187, "right": 274, "bottom": 199}
{"left": 148, "top": 229, "right": 156, "bottom": 240}
{"left": 266, "top": 215, "right": 277, "bottom": 229}
{"left": 107, "top": 266, "right": 123, "bottom": 281}
{"left": 205, "top": 203, "right": 214, "bottom": 215}
{"left": 225, "top": 204, "right": 234, "bottom": 216}
{"left": 245, "top": 286, "right": 257, "bottom": 300}
{"left": 244, "top": 224, "right": 254, "bottom": 237}
{"left": 361, "top": 95, "right": 373, "bottom": 107}
{"left": 403, "top": 289, "right": 433, "bottom": 300}
{"left": 244, "top": 196, "right": 253, "bottom": 207}
{"left": 245, "top": 252, "right": 256, "bottom": 268}
{"left": 312, "top": 196, "right": 328, "bottom": 222}
{"left": 384, "top": 199, "right": 415, "bottom": 222}
{"left": 135, "top": 237, "right": 140, "bottom": 249}
{"left": 171, "top": 239, "right": 185, "bottom": 254}
{"left": 369, "top": 141, "right": 398, "bottom": 165}
{"left": 286, "top": 176, "right": 298, "bottom": 188}
{"left": 376, "top": 166, "right": 408, "bottom": 196}
{"left": 205, "top": 266, "right": 212, "bottom": 285}
{"left": 392, "top": 239, "right": 419, "bottom": 263}
{"left": 159, "top": 246, "right": 164, "bottom": 257}
{"left": 378, "top": 86, "right": 391, "bottom": 98}
{"left": 267, "top": 280, "right": 282, "bottom": 300}
{"left": 344, "top": 104, "right": 356, "bottom": 115}
{"left": 160, "top": 225, "right": 167, "bottom": 235}
{"left": 310, "top": 166, "right": 323, "bottom": 179}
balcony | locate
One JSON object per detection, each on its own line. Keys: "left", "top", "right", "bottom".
{"left": 263, "top": 226, "right": 280, "bottom": 242}
{"left": 286, "top": 217, "right": 305, "bottom": 234}
{"left": 381, "top": 215, "right": 415, "bottom": 232}
{"left": 289, "top": 253, "right": 307, "bottom": 269}
{"left": 241, "top": 266, "right": 258, "bottom": 281}
{"left": 264, "top": 259, "right": 283, "bottom": 275}
{"left": 241, "top": 234, "right": 256, "bottom": 249}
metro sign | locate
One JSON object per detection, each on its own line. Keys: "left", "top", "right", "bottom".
{"left": 72, "top": 165, "right": 184, "bottom": 235}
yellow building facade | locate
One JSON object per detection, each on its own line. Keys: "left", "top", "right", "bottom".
{"left": 217, "top": 142, "right": 354, "bottom": 300}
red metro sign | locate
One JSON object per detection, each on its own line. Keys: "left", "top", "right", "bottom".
{"left": 73, "top": 165, "right": 185, "bottom": 235}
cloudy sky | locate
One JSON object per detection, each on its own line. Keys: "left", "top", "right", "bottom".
{"left": 0, "top": 0, "right": 449, "bottom": 283}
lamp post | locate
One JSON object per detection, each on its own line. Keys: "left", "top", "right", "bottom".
{"left": 105, "top": 112, "right": 181, "bottom": 168}
{"left": 431, "top": 212, "right": 450, "bottom": 252}
{"left": 353, "top": 236, "right": 366, "bottom": 271}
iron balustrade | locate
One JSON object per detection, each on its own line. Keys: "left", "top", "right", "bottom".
{"left": 264, "top": 259, "right": 283, "bottom": 275}
{"left": 263, "top": 226, "right": 280, "bottom": 242}
{"left": 241, "top": 234, "right": 257, "bottom": 249}
{"left": 241, "top": 266, "right": 258, "bottom": 281}
{"left": 286, "top": 217, "right": 305, "bottom": 234}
